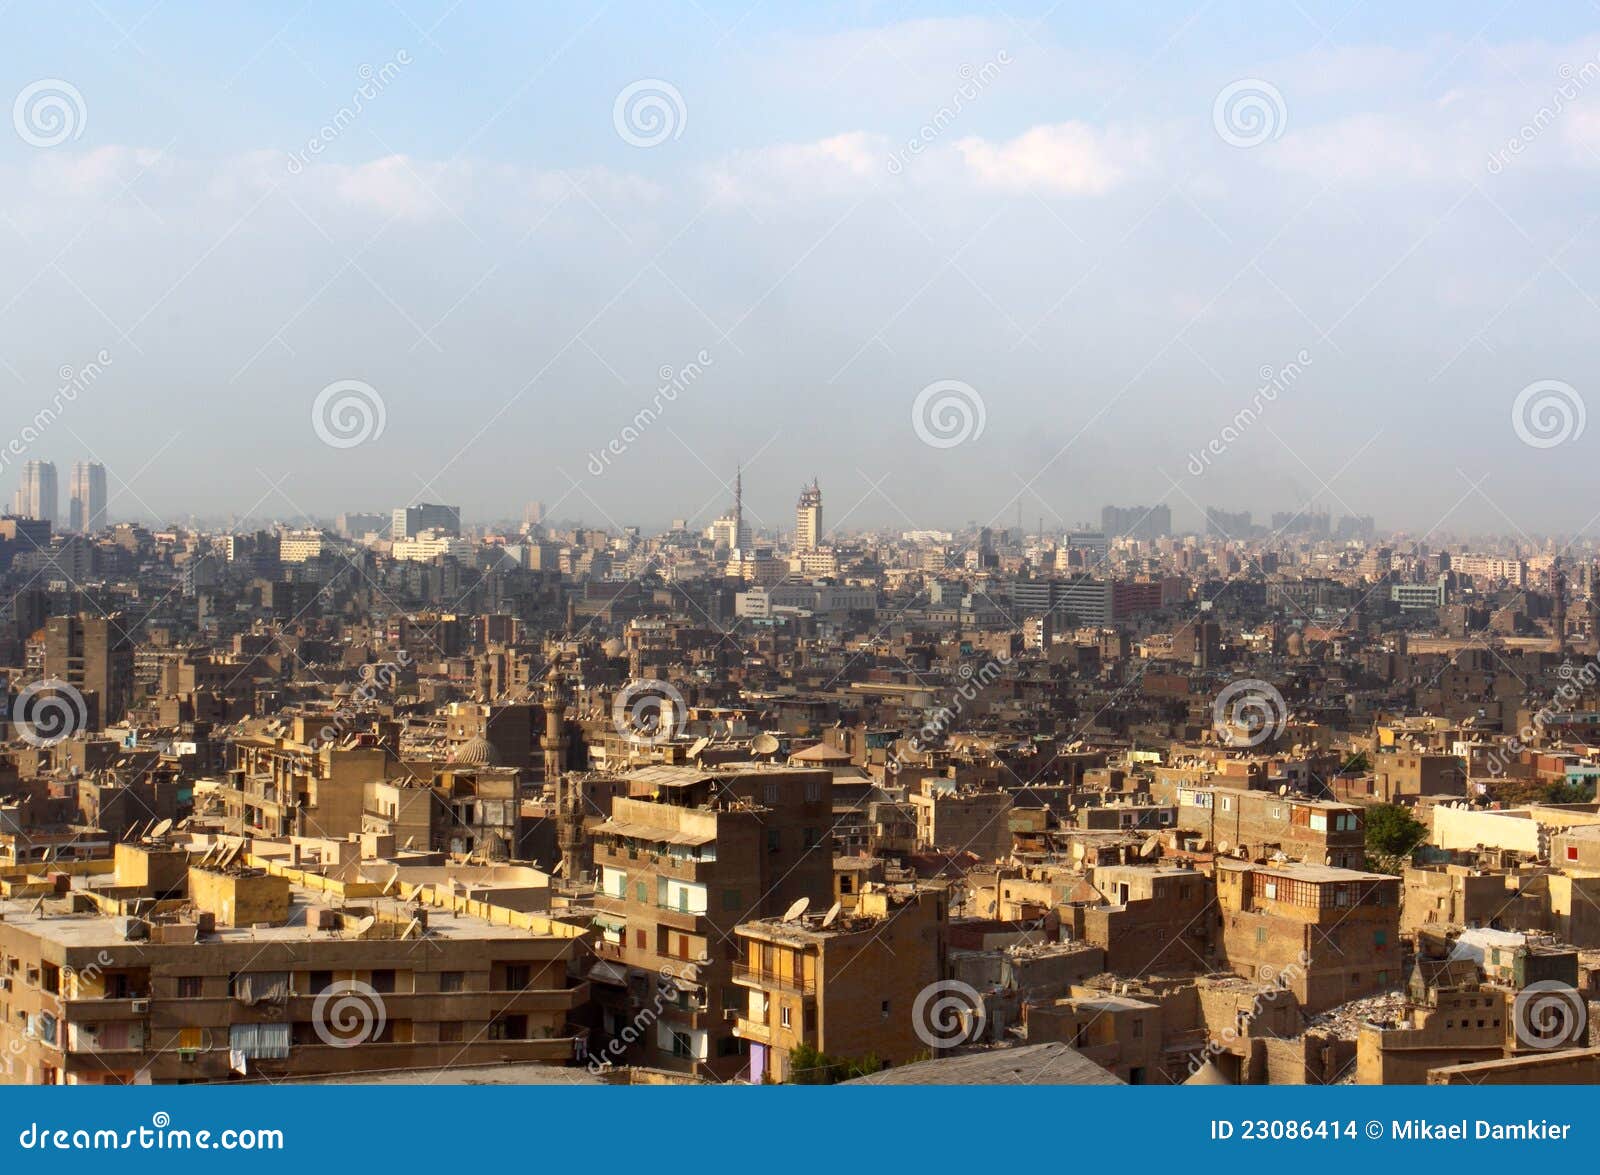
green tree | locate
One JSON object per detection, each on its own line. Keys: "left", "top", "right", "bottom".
{"left": 786, "top": 1042, "right": 884, "bottom": 1084}
{"left": 1364, "top": 802, "right": 1426, "bottom": 864}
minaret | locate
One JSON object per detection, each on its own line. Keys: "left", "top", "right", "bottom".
{"left": 734, "top": 464, "right": 745, "bottom": 550}
{"left": 543, "top": 671, "right": 584, "bottom": 878}
{"left": 1589, "top": 576, "right": 1600, "bottom": 657}
{"left": 1553, "top": 557, "right": 1568, "bottom": 653}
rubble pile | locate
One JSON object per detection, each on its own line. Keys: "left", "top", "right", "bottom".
{"left": 1305, "top": 991, "right": 1408, "bottom": 1037}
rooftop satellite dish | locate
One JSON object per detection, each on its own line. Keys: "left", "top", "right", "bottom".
{"left": 1217, "top": 840, "right": 1231, "bottom": 855}
{"left": 351, "top": 915, "right": 377, "bottom": 937}
{"left": 752, "top": 733, "right": 780, "bottom": 756}
{"left": 149, "top": 818, "right": 173, "bottom": 840}
{"left": 1141, "top": 834, "right": 1161, "bottom": 859}
{"left": 687, "top": 736, "right": 710, "bottom": 761}
{"left": 821, "top": 901, "right": 842, "bottom": 927}
{"left": 783, "top": 897, "right": 810, "bottom": 922}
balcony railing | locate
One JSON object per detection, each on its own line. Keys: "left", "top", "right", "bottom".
{"left": 731, "top": 965, "right": 816, "bottom": 994}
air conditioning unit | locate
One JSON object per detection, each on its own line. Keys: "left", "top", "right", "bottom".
{"left": 130, "top": 999, "right": 150, "bottom": 1013}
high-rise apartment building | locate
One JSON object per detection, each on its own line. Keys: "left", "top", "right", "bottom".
{"left": 391, "top": 503, "right": 461, "bottom": 540}
{"left": 10, "top": 460, "right": 58, "bottom": 527}
{"left": 68, "top": 461, "right": 107, "bottom": 532}
{"left": 795, "top": 479, "right": 822, "bottom": 551}
{"left": 589, "top": 764, "right": 834, "bottom": 1080}
{"left": 1100, "top": 504, "right": 1171, "bottom": 542}
{"left": 42, "top": 613, "right": 135, "bottom": 729}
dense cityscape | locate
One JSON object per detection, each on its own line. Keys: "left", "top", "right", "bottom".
{"left": 2, "top": 457, "right": 1599, "bottom": 1086}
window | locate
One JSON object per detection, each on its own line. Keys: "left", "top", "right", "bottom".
{"left": 636, "top": 881, "right": 648, "bottom": 904}
{"left": 1569, "top": 846, "right": 1581, "bottom": 862}
{"left": 881, "top": 999, "right": 891, "bottom": 1020}
{"left": 635, "top": 930, "right": 647, "bottom": 950}
{"left": 1374, "top": 930, "right": 1387, "bottom": 946}
{"left": 780, "top": 1005, "right": 792, "bottom": 1028}
{"left": 177, "top": 976, "right": 204, "bottom": 999}
{"left": 438, "top": 1022, "right": 464, "bottom": 1042}
{"left": 767, "top": 829, "right": 781, "bottom": 853}
{"left": 439, "top": 971, "right": 464, "bottom": 993}
{"left": 369, "top": 969, "right": 396, "bottom": 994}
{"left": 803, "top": 827, "right": 819, "bottom": 850}
{"left": 307, "top": 970, "right": 333, "bottom": 995}
{"left": 504, "top": 964, "right": 531, "bottom": 990}
{"left": 1220, "top": 796, "right": 1232, "bottom": 812}
{"left": 1132, "top": 1019, "right": 1144, "bottom": 1039}
{"left": 805, "top": 779, "right": 823, "bottom": 802}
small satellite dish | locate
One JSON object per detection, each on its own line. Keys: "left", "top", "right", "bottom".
{"left": 1217, "top": 840, "right": 1231, "bottom": 855}
{"left": 351, "top": 915, "right": 377, "bottom": 937}
{"left": 821, "top": 901, "right": 842, "bottom": 927}
{"left": 783, "top": 897, "right": 810, "bottom": 922}
{"left": 687, "top": 736, "right": 710, "bottom": 761}
{"left": 150, "top": 818, "right": 173, "bottom": 840}
{"left": 1140, "top": 834, "right": 1160, "bottom": 859}
{"left": 752, "top": 733, "right": 780, "bottom": 756}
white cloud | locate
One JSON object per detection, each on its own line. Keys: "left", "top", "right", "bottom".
{"left": 330, "top": 155, "right": 466, "bottom": 222}
{"left": 703, "top": 131, "right": 887, "bottom": 206}
{"left": 953, "top": 122, "right": 1142, "bottom": 195}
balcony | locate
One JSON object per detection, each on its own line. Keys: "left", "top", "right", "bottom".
{"left": 731, "top": 965, "right": 816, "bottom": 995}
{"left": 732, "top": 1016, "right": 771, "bottom": 1043}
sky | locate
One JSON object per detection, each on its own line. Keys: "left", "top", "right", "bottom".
{"left": 4, "top": 1, "right": 1600, "bottom": 540}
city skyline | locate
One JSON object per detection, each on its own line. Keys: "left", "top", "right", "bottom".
{"left": 4, "top": 3, "right": 1600, "bottom": 532}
